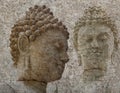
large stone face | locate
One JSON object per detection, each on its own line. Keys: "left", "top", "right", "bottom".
{"left": 9, "top": 5, "right": 69, "bottom": 83}
{"left": 9, "top": 5, "right": 69, "bottom": 93}
{"left": 0, "top": 0, "right": 120, "bottom": 93}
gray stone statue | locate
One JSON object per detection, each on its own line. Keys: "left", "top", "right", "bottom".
{"left": 9, "top": 5, "right": 69, "bottom": 93}
{"left": 74, "top": 6, "right": 118, "bottom": 82}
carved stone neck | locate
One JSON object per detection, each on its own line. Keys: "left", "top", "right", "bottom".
{"left": 23, "top": 81, "right": 47, "bottom": 93}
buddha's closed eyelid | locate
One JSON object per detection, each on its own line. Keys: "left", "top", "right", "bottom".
{"left": 53, "top": 41, "right": 63, "bottom": 51}
{"left": 54, "top": 42, "right": 60, "bottom": 49}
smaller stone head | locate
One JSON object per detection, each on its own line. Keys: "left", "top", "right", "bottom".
{"left": 74, "top": 6, "right": 118, "bottom": 81}
{"left": 10, "top": 5, "right": 69, "bottom": 83}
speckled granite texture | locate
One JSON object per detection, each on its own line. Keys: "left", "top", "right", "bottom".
{"left": 0, "top": 0, "right": 120, "bottom": 93}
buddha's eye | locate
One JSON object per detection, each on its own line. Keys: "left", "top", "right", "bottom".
{"left": 54, "top": 42, "right": 60, "bottom": 49}
{"left": 54, "top": 42, "right": 62, "bottom": 51}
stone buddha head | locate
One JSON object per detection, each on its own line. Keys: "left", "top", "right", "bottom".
{"left": 74, "top": 6, "right": 118, "bottom": 81}
{"left": 10, "top": 5, "right": 69, "bottom": 83}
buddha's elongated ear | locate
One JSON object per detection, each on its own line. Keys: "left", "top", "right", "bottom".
{"left": 18, "top": 32, "right": 30, "bottom": 55}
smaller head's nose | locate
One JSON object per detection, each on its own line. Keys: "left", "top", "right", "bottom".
{"left": 91, "top": 39, "right": 99, "bottom": 48}
{"left": 60, "top": 53, "right": 69, "bottom": 63}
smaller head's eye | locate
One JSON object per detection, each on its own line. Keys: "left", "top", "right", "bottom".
{"left": 82, "top": 35, "right": 93, "bottom": 43}
{"left": 99, "top": 35, "right": 108, "bottom": 41}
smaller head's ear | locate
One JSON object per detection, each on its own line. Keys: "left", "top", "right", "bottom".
{"left": 78, "top": 54, "right": 82, "bottom": 66}
{"left": 18, "top": 32, "right": 29, "bottom": 55}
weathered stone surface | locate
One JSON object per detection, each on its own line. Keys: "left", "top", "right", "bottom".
{"left": 0, "top": 0, "right": 120, "bottom": 93}
{"left": 0, "top": 83, "right": 15, "bottom": 93}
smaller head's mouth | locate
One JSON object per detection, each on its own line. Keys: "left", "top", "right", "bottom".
{"left": 85, "top": 48, "right": 103, "bottom": 55}
{"left": 89, "top": 52, "right": 102, "bottom": 56}
{"left": 82, "top": 51, "right": 103, "bottom": 58}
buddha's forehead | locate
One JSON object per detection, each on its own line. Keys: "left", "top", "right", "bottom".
{"left": 43, "top": 29, "right": 67, "bottom": 41}
{"left": 46, "top": 29, "right": 64, "bottom": 37}
{"left": 78, "top": 24, "right": 112, "bottom": 37}
{"left": 33, "top": 29, "right": 67, "bottom": 45}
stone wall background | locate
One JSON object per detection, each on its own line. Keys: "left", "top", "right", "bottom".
{"left": 0, "top": 0, "right": 120, "bottom": 93}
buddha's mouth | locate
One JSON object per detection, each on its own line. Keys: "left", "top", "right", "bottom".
{"left": 84, "top": 68, "right": 103, "bottom": 72}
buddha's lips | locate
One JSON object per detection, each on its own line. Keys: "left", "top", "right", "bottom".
{"left": 84, "top": 68, "right": 104, "bottom": 71}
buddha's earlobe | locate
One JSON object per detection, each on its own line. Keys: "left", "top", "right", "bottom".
{"left": 17, "top": 55, "right": 31, "bottom": 81}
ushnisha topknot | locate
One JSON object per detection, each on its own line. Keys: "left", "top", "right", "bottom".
{"left": 10, "top": 5, "right": 69, "bottom": 66}
{"left": 74, "top": 6, "right": 118, "bottom": 50}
